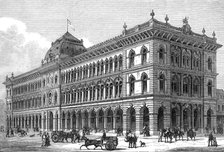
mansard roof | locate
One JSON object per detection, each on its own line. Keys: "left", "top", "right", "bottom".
{"left": 44, "top": 32, "right": 86, "bottom": 62}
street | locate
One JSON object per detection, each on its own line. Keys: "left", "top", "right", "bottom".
{"left": 1, "top": 132, "right": 224, "bottom": 152}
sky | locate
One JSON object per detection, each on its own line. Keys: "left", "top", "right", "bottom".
{"left": 0, "top": 0, "right": 224, "bottom": 101}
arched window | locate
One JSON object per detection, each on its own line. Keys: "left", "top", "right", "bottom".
{"left": 119, "top": 55, "right": 123, "bottom": 71}
{"left": 208, "top": 81, "right": 212, "bottom": 96}
{"left": 73, "top": 68, "right": 76, "bottom": 81}
{"left": 109, "top": 83, "right": 113, "bottom": 98}
{"left": 85, "top": 65, "right": 88, "bottom": 79}
{"left": 109, "top": 58, "right": 113, "bottom": 73}
{"left": 193, "top": 78, "right": 200, "bottom": 97}
{"left": 105, "top": 84, "right": 109, "bottom": 99}
{"left": 158, "top": 46, "right": 165, "bottom": 63}
{"left": 159, "top": 74, "right": 165, "bottom": 93}
{"left": 208, "top": 57, "right": 212, "bottom": 71}
{"left": 183, "top": 77, "right": 189, "bottom": 95}
{"left": 79, "top": 67, "right": 82, "bottom": 80}
{"left": 141, "top": 46, "right": 147, "bottom": 64}
{"left": 54, "top": 92, "right": 57, "bottom": 104}
{"left": 83, "top": 66, "right": 86, "bottom": 79}
{"left": 43, "top": 79, "right": 45, "bottom": 87}
{"left": 141, "top": 73, "right": 148, "bottom": 94}
{"left": 92, "top": 63, "right": 95, "bottom": 77}
{"left": 105, "top": 59, "right": 109, "bottom": 74}
{"left": 93, "top": 86, "right": 95, "bottom": 100}
{"left": 129, "top": 75, "right": 135, "bottom": 95}
{"left": 97, "top": 61, "right": 100, "bottom": 76}
{"left": 55, "top": 75, "right": 58, "bottom": 84}
{"left": 129, "top": 50, "right": 135, "bottom": 68}
{"left": 171, "top": 75, "right": 179, "bottom": 95}
{"left": 89, "top": 64, "right": 92, "bottom": 78}
{"left": 101, "top": 85, "right": 104, "bottom": 100}
{"left": 101, "top": 60, "right": 104, "bottom": 75}
{"left": 114, "top": 56, "right": 118, "bottom": 72}
{"left": 43, "top": 95, "right": 46, "bottom": 106}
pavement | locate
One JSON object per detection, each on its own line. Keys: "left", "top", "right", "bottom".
{"left": 1, "top": 132, "right": 224, "bottom": 152}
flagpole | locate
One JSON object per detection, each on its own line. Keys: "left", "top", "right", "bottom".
{"left": 66, "top": 19, "right": 68, "bottom": 32}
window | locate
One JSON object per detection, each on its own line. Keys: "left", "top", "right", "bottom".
{"left": 218, "top": 105, "right": 220, "bottom": 112}
{"left": 55, "top": 75, "right": 58, "bottom": 84}
{"left": 141, "top": 47, "right": 147, "bottom": 64}
{"left": 222, "top": 105, "right": 224, "bottom": 111}
{"left": 141, "top": 73, "right": 148, "bottom": 94}
{"left": 109, "top": 58, "right": 113, "bottom": 73}
{"left": 129, "top": 50, "right": 135, "bottom": 68}
{"left": 119, "top": 55, "right": 123, "bottom": 70}
{"left": 54, "top": 92, "right": 57, "bottom": 104}
{"left": 105, "top": 84, "right": 109, "bottom": 99}
{"left": 92, "top": 63, "right": 95, "bottom": 77}
{"left": 97, "top": 61, "right": 100, "bottom": 76}
{"left": 183, "top": 77, "right": 189, "bottom": 95}
{"left": 159, "top": 74, "right": 165, "bottom": 93}
{"left": 159, "top": 46, "right": 165, "bottom": 63}
{"left": 208, "top": 57, "right": 212, "bottom": 71}
{"left": 114, "top": 56, "right": 118, "bottom": 71}
{"left": 101, "top": 61, "right": 104, "bottom": 75}
{"left": 171, "top": 75, "right": 179, "bottom": 95}
{"left": 208, "top": 81, "right": 212, "bottom": 96}
{"left": 129, "top": 75, "right": 135, "bottom": 95}
{"left": 105, "top": 59, "right": 109, "bottom": 74}
{"left": 89, "top": 65, "right": 92, "bottom": 77}
{"left": 193, "top": 78, "right": 200, "bottom": 97}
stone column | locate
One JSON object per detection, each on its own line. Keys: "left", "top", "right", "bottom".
{"left": 113, "top": 113, "right": 116, "bottom": 133}
{"left": 135, "top": 109, "right": 141, "bottom": 135}
{"left": 113, "top": 85, "right": 116, "bottom": 98}
{"left": 180, "top": 104, "right": 183, "bottom": 130}
{"left": 104, "top": 115, "right": 107, "bottom": 130}
{"left": 192, "top": 108, "right": 194, "bottom": 129}
{"left": 41, "top": 112, "right": 44, "bottom": 131}
{"left": 65, "top": 114, "right": 68, "bottom": 131}
{"left": 76, "top": 114, "right": 79, "bottom": 130}
{"left": 123, "top": 109, "right": 127, "bottom": 134}
{"left": 96, "top": 113, "right": 99, "bottom": 130}
{"left": 53, "top": 112, "right": 56, "bottom": 131}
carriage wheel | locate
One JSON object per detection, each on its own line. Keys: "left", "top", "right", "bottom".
{"left": 52, "top": 134, "right": 59, "bottom": 143}
{"left": 18, "top": 133, "right": 22, "bottom": 137}
{"left": 105, "top": 140, "right": 115, "bottom": 150}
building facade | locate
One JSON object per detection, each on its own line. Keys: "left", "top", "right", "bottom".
{"left": 216, "top": 89, "right": 224, "bottom": 133}
{"left": 4, "top": 12, "right": 222, "bottom": 135}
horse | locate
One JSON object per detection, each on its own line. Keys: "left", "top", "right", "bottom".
{"left": 164, "top": 128, "right": 174, "bottom": 143}
{"left": 73, "top": 131, "right": 81, "bottom": 143}
{"left": 186, "top": 128, "right": 196, "bottom": 141}
{"left": 173, "top": 127, "right": 184, "bottom": 141}
{"left": 124, "top": 133, "right": 137, "bottom": 148}
{"left": 80, "top": 136, "right": 103, "bottom": 150}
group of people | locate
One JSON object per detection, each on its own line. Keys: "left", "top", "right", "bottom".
{"left": 6, "top": 128, "right": 14, "bottom": 137}
{"left": 41, "top": 132, "right": 50, "bottom": 147}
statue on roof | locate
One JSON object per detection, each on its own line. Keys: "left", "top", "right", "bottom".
{"left": 182, "top": 17, "right": 192, "bottom": 35}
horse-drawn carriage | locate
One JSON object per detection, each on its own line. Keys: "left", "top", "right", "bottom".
{"left": 51, "top": 130, "right": 81, "bottom": 143}
{"left": 80, "top": 134, "right": 118, "bottom": 150}
{"left": 17, "top": 129, "right": 27, "bottom": 137}
{"left": 102, "top": 136, "right": 118, "bottom": 150}
{"left": 51, "top": 131, "right": 68, "bottom": 143}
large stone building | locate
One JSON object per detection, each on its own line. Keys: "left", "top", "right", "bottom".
{"left": 216, "top": 89, "right": 224, "bottom": 132}
{"left": 3, "top": 12, "right": 222, "bottom": 135}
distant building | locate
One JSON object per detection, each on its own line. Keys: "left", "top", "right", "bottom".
{"left": 3, "top": 11, "right": 222, "bottom": 134}
{"left": 0, "top": 100, "right": 6, "bottom": 131}
{"left": 216, "top": 89, "right": 224, "bottom": 133}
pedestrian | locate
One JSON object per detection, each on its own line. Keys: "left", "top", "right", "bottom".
{"left": 46, "top": 132, "right": 50, "bottom": 146}
{"left": 208, "top": 132, "right": 213, "bottom": 147}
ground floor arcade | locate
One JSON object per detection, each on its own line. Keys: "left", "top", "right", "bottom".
{"left": 7, "top": 100, "right": 217, "bottom": 135}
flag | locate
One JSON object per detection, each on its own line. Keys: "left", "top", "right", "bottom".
{"left": 67, "top": 19, "right": 75, "bottom": 31}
